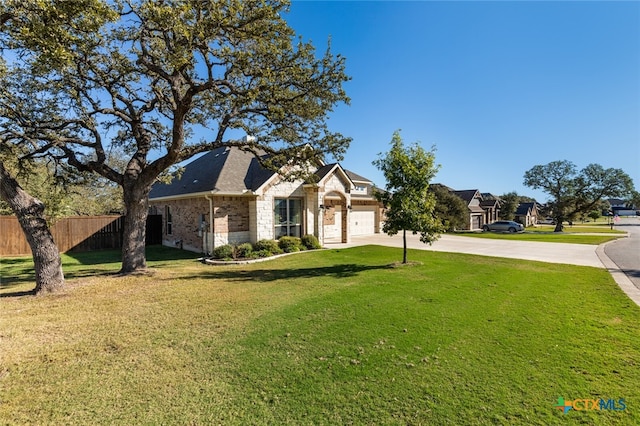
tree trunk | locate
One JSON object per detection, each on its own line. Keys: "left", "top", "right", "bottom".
{"left": 553, "top": 219, "right": 564, "bottom": 233}
{"left": 119, "top": 181, "right": 152, "bottom": 274}
{"left": 403, "top": 229, "right": 407, "bottom": 264}
{"left": 0, "top": 160, "right": 64, "bottom": 294}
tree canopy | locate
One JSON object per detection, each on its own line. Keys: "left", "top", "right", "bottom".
{"left": 1, "top": 0, "right": 351, "bottom": 273}
{"left": 523, "top": 160, "right": 635, "bottom": 232}
{"left": 430, "top": 184, "right": 467, "bottom": 231}
{"left": 373, "top": 131, "right": 443, "bottom": 264}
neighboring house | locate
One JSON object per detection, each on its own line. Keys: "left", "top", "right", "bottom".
{"left": 148, "top": 146, "right": 383, "bottom": 254}
{"left": 514, "top": 202, "right": 539, "bottom": 227}
{"left": 606, "top": 198, "right": 637, "bottom": 216}
{"left": 452, "top": 189, "right": 486, "bottom": 230}
{"left": 480, "top": 193, "right": 501, "bottom": 225}
{"left": 607, "top": 198, "right": 626, "bottom": 210}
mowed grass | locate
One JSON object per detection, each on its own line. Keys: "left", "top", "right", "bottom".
{"left": 453, "top": 231, "right": 623, "bottom": 245}
{"left": 1, "top": 246, "right": 639, "bottom": 425}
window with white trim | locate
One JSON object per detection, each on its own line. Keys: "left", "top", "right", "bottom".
{"left": 274, "top": 198, "right": 302, "bottom": 238}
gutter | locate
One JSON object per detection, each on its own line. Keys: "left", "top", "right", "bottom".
{"left": 149, "top": 189, "right": 256, "bottom": 202}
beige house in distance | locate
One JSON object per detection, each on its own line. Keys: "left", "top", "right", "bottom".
{"left": 148, "top": 146, "right": 384, "bottom": 254}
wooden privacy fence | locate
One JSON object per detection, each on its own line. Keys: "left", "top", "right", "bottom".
{"left": 0, "top": 215, "right": 124, "bottom": 256}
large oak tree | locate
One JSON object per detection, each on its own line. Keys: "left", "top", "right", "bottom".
{"left": 0, "top": 157, "right": 65, "bottom": 294}
{"left": 523, "top": 160, "right": 635, "bottom": 232}
{"left": 1, "top": 0, "right": 351, "bottom": 274}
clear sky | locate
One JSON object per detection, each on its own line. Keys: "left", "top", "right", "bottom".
{"left": 284, "top": 1, "right": 640, "bottom": 202}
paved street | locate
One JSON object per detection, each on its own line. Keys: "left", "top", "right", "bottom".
{"left": 604, "top": 216, "right": 640, "bottom": 289}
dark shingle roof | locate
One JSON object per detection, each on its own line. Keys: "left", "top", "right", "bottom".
{"left": 314, "top": 163, "right": 338, "bottom": 181}
{"left": 480, "top": 199, "right": 499, "bottom": 208}
{"left": 515, "top": 202, "right": 537, "bottom": 215}
{"left": 453, "top": 189, "right": 481, "bottom": 204}
{"left": 344, "top": 169, "right": 372, "bottom": 183}
{"left": 149, "top": 146, "right": 274, "bottom": 199}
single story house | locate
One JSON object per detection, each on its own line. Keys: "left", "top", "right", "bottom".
{"left": 514, "top": 202, "right": 539, "bottom": 227}
{"left": 148, "top": 146, "right": 384, "bottom": 254}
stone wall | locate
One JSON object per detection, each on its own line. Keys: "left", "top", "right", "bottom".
{"left": 250, "top": 178, "right": 308, "bottom": 243}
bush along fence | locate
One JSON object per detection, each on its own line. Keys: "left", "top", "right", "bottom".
{"left": 0, "top": 215, "right": 163, "bottom": 256}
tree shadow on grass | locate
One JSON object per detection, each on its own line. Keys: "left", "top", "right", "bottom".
{"left": 184, "top": 263, "right": 394, "bottom": 283}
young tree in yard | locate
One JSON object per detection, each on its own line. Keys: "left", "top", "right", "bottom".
{"left": 523, "top": 160, "right": 635, "bottom": 232}
{"left": 1, "top": 0, "right": 351, "bottom": 274}
{"left": 587, "top": 210, "right": 601, "bottom": 222}
{"left": 373, "top": 131, "right": 443, "bottom": 264}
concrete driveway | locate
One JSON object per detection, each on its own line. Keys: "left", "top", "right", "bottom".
{"left": 326, "top": 229, "right": 640, "bottom": 306}
{"left": 327, "top": 232, "right": 604, "bottom": 267}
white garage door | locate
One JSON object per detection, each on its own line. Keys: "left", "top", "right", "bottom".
{"left": 350, "top": 207, "right": 375, "bottom": 236}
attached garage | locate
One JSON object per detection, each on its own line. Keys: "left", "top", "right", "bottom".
{"left": 349, "top": 206, "right": 376, "bottom": 236}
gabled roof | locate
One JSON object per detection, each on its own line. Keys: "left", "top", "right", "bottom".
{"left": 481, "top": 192, "right": 500, "bottom": 201}
{"left": 480, "top": 199, "right": 499, "bottom": 208}
{"left": 312, "top": 163, "right": 355, "bottom": 191}
{"left": 314, "top": 163, "right": 338, "bottom": 181}
{"left": 515, "top": 202, "right": 537, "bottom": 216}
{"left": 452, "top": 189, "right": 482, "bottom": 204}
{"left": 431, "top": 183, "right": 455, "bottom": 192}
{"left": 344, "top": 169, "right": 372, "bottom": 184}
{"left": 149, "top": 146, "right": 274, "bottom": 199}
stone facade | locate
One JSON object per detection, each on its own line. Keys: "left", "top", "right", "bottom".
{"left": 149, "top": 163, "right": 383, "bottom": 254}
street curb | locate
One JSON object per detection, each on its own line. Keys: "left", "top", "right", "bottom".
{"left": 596, "top": 241, "right": 640, "bottom": 307}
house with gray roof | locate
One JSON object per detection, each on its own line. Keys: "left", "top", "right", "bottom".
{"left": 452, "top": 189, "right": 486, "bottom": 230}
{"left": 514, "top": 202, "right": 539, "bottom": 227}
{"left": 148, "top": 146, "right": 383, "bottom": 254}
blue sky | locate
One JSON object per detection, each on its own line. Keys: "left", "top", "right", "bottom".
{"left": 284, "top": 1, "right": 640, "bottom": 202}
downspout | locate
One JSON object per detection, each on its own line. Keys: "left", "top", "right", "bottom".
{"left": 205, "top": 194, "right": 214, "bottom": 254}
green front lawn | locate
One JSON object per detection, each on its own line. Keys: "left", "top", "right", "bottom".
{"left": 529, "top": 224, "right": 624, "bottom": 234}
{"left": 453, "top": 227, "right": 625, "bottom": 244}
{"left": 1, "top": 246, "right": 638, "bottom": 424}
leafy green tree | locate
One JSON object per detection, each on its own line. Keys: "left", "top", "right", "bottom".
{"left": 523, "top": 160, "right": 635, "bottom": 232}
{"left": 498, "top": 192, "right": 520, "bottom": 220}
{"left": 373, "top": 131, "right": 443, "bottom": 264}
{"left": 0, "top": 157, "right": 123, "bottom": 217}
{"left": 1, "top": 0, "right": 351, "bottom": 274}
{"left": 430, "top": 184, "right": 467, "bottom": 231}
{"left": 627, "top": 190, "right": 640, "bottom": 210}
{"left": 587, "top": 210, "right": 601, "bottom": 222}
